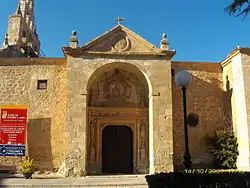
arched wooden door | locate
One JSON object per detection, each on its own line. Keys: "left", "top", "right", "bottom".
{"left": 102, "top": 125, "right": 133, "bottom": 174}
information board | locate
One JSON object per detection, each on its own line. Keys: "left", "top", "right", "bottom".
{"left": 0, "top": 145, "right": 25, "bottom": 156}
{"left": 0, "top": 105, "right": 27, "bottom": 156}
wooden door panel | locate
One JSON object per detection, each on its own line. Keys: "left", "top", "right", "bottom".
{"left": 102, "top": 125, "right": 133, "bottom": 174}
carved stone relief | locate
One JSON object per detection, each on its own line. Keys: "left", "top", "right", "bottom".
{"left": 111, "top": 35, "right": 131, "bottom": 52}
{"left": 88, "top": 110, "right": 148, "bottom": 118}
{"left": 88, "top": 119, "right": 97, "bottom": 163}
{"left": 86, "top": 32, "right": 131, "bottom": 52}
{"left": 89, "top": 69, "right": 148, "bottom": 108}
{"left": 139, "top": 120, "right": 146, "bottom": 159}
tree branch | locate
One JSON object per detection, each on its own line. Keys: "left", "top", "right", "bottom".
{"left": 225, "top": 0, "right": 250, "bottom": 18}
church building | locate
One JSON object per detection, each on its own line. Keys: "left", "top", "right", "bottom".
{"left": 0, "top": 0, "right": 250, "bottom": 177}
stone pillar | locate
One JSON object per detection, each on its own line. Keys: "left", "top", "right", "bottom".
{"left": 136, "top": 119, "right": 149, "bottom": 173}
{"left": 64, "top": 57, "right": 88, "bottom": 177}
{"left": 148, "top": 94, "right": 155, "bottom": 174}
{"left": 65, "top": 94, "right": 87, "bottom": 177}
{"left": 231, "top": 53, "right": 250, "bottom": 170}
{"left": 146, "top": 60, "right": 173, "bottom": 173}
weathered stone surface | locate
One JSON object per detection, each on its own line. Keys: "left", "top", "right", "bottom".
{"left": 65, "top": 56, "right": 173, "bottom": 175}
{"left": 0, "top": 51, "right": 250, "bottom": 176}
{"left": 222, "top": 51, "right": 250, "bottom": 170}
{"left": 0, "top": 58, "right": 67, "bottom": 172}
{"left": 172, "top": 62, "right": 225, "bottom": 169}
{"left": 0, "top": 51, "right": 244, "bottom": 176}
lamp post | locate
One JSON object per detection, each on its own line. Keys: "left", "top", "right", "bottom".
{"left": 175, "top": 70, "right": 193, "bottom": 169}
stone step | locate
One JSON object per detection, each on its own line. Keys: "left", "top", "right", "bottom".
{"left": 0, "top": 174, "right": 148, "bottom": 187}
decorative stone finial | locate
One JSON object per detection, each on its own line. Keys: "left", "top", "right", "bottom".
{"left": 72, "top": 30, "right": 77, "bottom": 36}
{"left": 160, "top": 33, "right": 169, "bottom": 51}
{"left": 162, "top": 33, "right": 166, "bottom": 40}
{"left": 69, "top": 30, "right": 78, "bottom": 48}
{"left": 115, "top": 17, "right": 124, "bottom": 25}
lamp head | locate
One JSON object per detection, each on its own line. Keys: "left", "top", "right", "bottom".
{"left": 175, "top": 70, "right": 192, "bottom": 87}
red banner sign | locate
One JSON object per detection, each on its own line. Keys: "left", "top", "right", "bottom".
{"left": 0, "top": 105, "right": 27, "bottom": 156}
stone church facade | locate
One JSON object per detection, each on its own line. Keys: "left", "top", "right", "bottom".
{"left": 0, "top": 0, "right": 250, "bottom": 177}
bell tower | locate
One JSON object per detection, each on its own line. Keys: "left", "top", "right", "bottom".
{"left": 1, "top": 0, "right": 40, "bottom": 57}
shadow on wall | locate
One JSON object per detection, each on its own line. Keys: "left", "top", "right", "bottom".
{"left": 224, "top": 76, "right": 233, "bottom": 130}
{"left": 172, "top": 73, "right": 233, "bottom": 170}
{"left": 27, "top": 118, "right": 53, "bottom": 172}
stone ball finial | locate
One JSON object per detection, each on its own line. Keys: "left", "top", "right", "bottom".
{"left": 69, "top": 30, "right": 79, "bottom": 48}
{"left": 162, "top": 33, "right": 167, "bottom": 40}
{"left": 160, "top": 33, "right": 169, "bottom": 51}
{"left": 72, "top": 30, "right": 77, "bottom": 36}
{"left": 69, "top": 30, "right": 78, "bottom": 43}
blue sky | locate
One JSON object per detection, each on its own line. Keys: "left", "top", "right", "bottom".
{"left": 0, "top": 0, "right": 250, "bottom": 61}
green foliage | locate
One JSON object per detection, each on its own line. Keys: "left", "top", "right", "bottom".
{"left": 226, "top": 0, "right": 250, "bottom": 18}
{"left": 207, "top": 128, "right": 239, "bottom": 169}
{"left": 145, "top": 171, "right": 250, "bottom": 188}
{"left": 20, "top": 157, "right": 35, "bottom": 174}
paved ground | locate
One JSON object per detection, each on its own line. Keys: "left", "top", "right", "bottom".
{"left": 0, "top": 174, "right": 148, "bottom": 188}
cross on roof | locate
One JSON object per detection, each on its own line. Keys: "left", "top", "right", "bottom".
{"left": 115, "top": 17, "right": 124, "bottom": 25}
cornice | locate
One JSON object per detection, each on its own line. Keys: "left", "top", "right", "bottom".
{"left": 0, "top": 57, "right": 66, "bottom": 65}
{"left": 62, "top": 47, "right": 176, "bottom": 59}
{"left": 221, "top": 47, "right": 250, "bottom": 67}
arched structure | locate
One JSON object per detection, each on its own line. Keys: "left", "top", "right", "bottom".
{"left": 86, "top": 62, "right": 150, "bottom": 174}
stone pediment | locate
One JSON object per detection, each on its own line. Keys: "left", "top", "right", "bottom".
{"left": 63, "top": 25, "right": 176, "bottom": 57}
{"left": 80, "top": 25, "right": 162, "bottom": 53}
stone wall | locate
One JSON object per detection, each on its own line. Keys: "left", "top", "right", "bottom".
{"left": 241, "top": 53, "right": 250, "bottom": 170}
{"left": 221, "top": 49, "right": 250, "bottom": 171}
{"left": 241, "top": 53, "right": 250, "bottom": 142}
{"left": 231, "top": 52, "right": 250, "bottom": 170}
{"left": 0, "top": 56, "right": 240, "bottom": 174}
{"left": 0, "top": 58, "right": 67, "bottom": 172}
{"left": 171, "top": 61, "right": 225, "bottom": 169}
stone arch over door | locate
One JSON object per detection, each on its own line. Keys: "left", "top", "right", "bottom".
{"left": 86, "top": 62, "right": 150, "bottom": 174}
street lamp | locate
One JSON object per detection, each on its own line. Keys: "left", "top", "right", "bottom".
{"left": 175, "top": 70, "right": 193, "bottom": 169}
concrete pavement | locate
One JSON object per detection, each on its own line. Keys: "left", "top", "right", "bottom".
{"left": 0, "top": 174, "right": 148, "bottom": 187}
